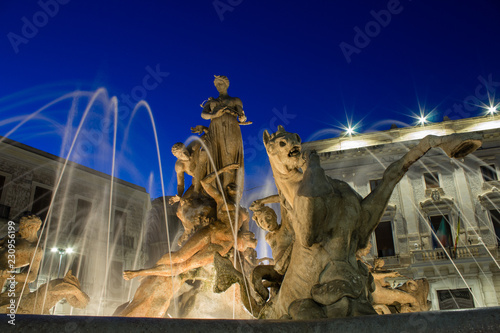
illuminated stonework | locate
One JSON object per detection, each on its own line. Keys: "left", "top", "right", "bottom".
{"left": 0, "top": 137, "right": 151, "bottom": 315}
{"left": 304, "top": 114, "right": 500, "bottom": 311}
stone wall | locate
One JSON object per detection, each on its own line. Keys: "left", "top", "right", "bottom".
{"left": 305, "top": 115, "right": 500, "bottom": 310}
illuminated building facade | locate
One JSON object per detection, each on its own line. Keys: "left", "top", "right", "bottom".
{"left": 304, "top": 114, "right": 500, "bottom": 310}
{"left": 0, "top": 137, "right": 151, "bottom": 315}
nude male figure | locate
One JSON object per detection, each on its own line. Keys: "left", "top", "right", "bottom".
{"left": 0, "top": 216, "right": 43, "bottom": 294}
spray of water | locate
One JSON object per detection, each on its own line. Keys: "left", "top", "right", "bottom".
{"left": 356, "top": 136, "right": 499, "bottom": 308}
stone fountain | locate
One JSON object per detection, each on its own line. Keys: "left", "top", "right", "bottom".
{"left": 115, "top": 75, "right": 482, "bottom": 320}
{"left": 2, "top": 77, "right": 500, "bottom": 332}
{"left": 0, "top": 215, "right": 89, "bottom": 316}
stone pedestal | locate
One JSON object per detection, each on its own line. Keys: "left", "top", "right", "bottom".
{"left": 5, "top": 307, "right": 500, "bottom": 332}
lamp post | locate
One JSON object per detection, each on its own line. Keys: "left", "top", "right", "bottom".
{"left": 49, "top": 246, "right": 73, "bottom": 315}
{"left": 51, "top": 247, "right": 73, "bottom": 278}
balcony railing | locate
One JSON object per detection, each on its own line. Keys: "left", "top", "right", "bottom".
{"left": 411, "top": 245, "right": 496, "bottom": 263}
{"left": 374, "top": 254, "right": 400, "bottom": 266}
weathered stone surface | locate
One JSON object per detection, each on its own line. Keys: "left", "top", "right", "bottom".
{"left": 118, "top": 76, "right": 256, "bottom": 318}
{"left": 0, "top": 270, "right": 89, "bottom": 315}
{"left": 118, "top": 80, "right": 483, "bottom": 320}
{"left": 201, "top": 75, "right": 248, "bottom": 192}
{"left": 368, "top": 258, "right": 431, "bottom": 314}
{"left": 0, "top": 215, "right": 89, "bottom": 315}
{"left": 0, "top": 216, "right": 44, "bottom": 292}
{"left": 250, "top": 126, "right": 482, "bottom": 319}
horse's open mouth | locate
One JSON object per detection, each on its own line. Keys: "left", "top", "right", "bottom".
{"left": 288, "top": 146, "right": 301, "bottom": 157}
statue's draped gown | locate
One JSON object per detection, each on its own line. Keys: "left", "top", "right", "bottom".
{"left": 204, "top": 98, "right": 244, "bottom": 191}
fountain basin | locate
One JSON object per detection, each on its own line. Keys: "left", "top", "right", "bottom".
{"left": 7, "top": 307, "right": 500, "bottom": 332}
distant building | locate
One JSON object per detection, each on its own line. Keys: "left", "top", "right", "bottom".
{"left": 144, "top": 195, "right": 183, "bottom": 267}
{"left": 304, "top": 114, "right": 500, "bottom": 311}
{"left": 0, "top": 137, "right": 151, "bottom": 315}
{"left": 4, "top": 112, "right": 500, "bottom": 316}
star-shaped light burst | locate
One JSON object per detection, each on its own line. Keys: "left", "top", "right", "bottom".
{"left": 485, "top": 103, "right": 499, "bottom": 115}
{"left": 418, "top": 114, "right": 428, "bottom": 125}
{"left": 410, "top": 108, "right": 434, "bottom": 126}
{"left": 340, "top": 116, "right": 361, "bottom": 137}
{"left": 346, "top": 126, "right": 355, "bottom": 136}
{"left": 478, "top": 94, "right": 499, "bottom": 116}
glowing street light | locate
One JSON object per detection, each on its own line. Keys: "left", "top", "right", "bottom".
{"left": 487, "top": 106, "right": 497, "bottom": 115}
{"left": 340, "top": 116, "right": 360, "bottom": 137}
{"left": 479, "top": 99, "right": 499, "bottom": 116}
{"left": 418, "top": 115, "right": 429, "bottom": 126}
{"left": 51, "top": 247, "right": 74, "bottom": 278}
{"left": 410, "top": 106, "right": 435, "bottom": 126}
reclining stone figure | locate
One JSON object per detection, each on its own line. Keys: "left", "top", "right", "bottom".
{"left": 0, "top": 215, "right": 89, "bottom": 315}
{"left": 0, "top": 270, "right": 90, "bottom": 315}
{"left": 123, "top": 164, "right": 257, "bottom": 280}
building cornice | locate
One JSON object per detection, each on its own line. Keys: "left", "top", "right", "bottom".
{"left": 0, "top": 135, "right": 147, "bottom": 193}
{"left": 304, "top": 114, "right": 500, "bottom": 159}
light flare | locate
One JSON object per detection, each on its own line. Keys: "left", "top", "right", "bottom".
{"left": 409, "top": 108, "right": 435, "bottom": 126}
{"left": 476, "top": 93, "right": 498, "bottom": 116}
{"left": 339, "top": 116, "right": 361, "bottom": 137}
{"left": 486, "top": 104, "right": 498, "bottom": 115}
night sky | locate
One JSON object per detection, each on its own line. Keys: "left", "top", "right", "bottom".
{"left": 1, "top": 0, "right": 499, "bottom": 199}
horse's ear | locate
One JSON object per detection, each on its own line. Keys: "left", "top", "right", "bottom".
{"left": 263, "top": 130, "right": 270, "bottom": 145}
{"left": 277, "top": 125, "right": 285, "bottom": 133}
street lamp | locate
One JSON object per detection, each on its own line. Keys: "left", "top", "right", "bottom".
{"left": 340, "top": 117, "right": 360, "bottom": 137}
{"left": 418, "top": 115, "right": 428, "bottom": 126}
{"left": 51, "top": 247, "right": 73, "bottom": 278}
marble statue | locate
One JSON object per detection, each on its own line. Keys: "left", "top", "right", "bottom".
{"left": 114, "top": 270, "right": 198, "bottom": 317}
{"left": 120, "top": 166, "right": 257, "bottom": 317}
{"left": 171, "top": 125, "right": 212, "bottom": 245}
{"left": 248, "top": 204, "right": 290, "bottom": 304}
{"left": 170, "top": 75, "right": 250, "bottom": 247}
{"left": 369, "top": 258, "right": 430, "bottom": 314}
{"left": 212, "top": 205, "right": 289, "bottom": 316}
{"left": 201, "top": 75, "right": 248, "bottom": 192}
{"left": 174, "top": 194, "right": 216, "bottom": 246}
{"left": 394, "top": 278, "right": 431, "bottom": 313}
{"left": 251, "top": 126, "right": 481, "bottom": 319}
{"left": 0, "top": 215, "right": 89, "bottom": 314}
{"left": 123, "top": 164, "right": 257, "bottom": 281}
{"left": 355, "top": 242, "right": 430, "bottom": 314}
{"left": 0, "top": 270, "right": 90, "bottom": 315}
{"left": 213, "top": 252, "right": 262, "bottom": 317}
{"left": 0, "top": 215, "right": 44, "bottom": 292}
{"left": 171, "top": 125, "right": 209, "bottom": 200}
{"left": 120, "top": 76, "right": 256, "bottom": 318}
{"left": 120, "top": 76, "right": 474, "bottom": 320}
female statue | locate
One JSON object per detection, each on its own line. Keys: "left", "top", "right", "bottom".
{"left": 201, "top": 75, "right": 247, "bottom": 192}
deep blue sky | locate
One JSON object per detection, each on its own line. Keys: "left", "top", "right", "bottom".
{"left": 1, "top": 0, "right": 499, "bottom": 199}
